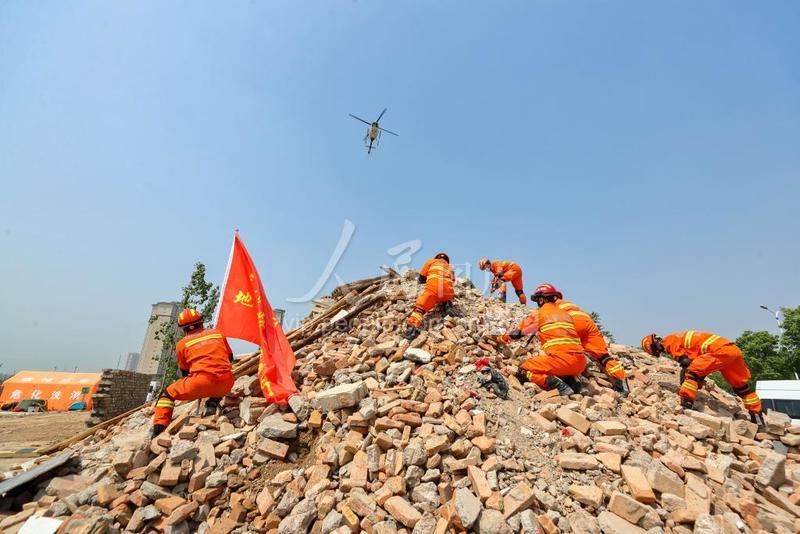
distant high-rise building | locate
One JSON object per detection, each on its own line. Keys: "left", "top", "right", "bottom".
{"left": 124, "top": 352, "right": 141, "bottom": 371}
{"left": 274, "top": 308, "right": 285, "bottom": 328}
{"left": 136, "top": 302, "right": 180, "bottom": 376}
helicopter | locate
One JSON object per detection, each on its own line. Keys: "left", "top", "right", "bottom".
{"left": 349, "top": 108, "right": 398, "bottom": 154}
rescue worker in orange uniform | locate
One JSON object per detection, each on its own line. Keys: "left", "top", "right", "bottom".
{"left": 151, "top": 308, "right": 236, "bottom": 437}
{"left": 478, "top": 258, "right": 526, "bottom": 304}
{"left": 554, "top": 291, "right": 629, "bottom": 396}
{"left": 641, "top": 332, "right": 764, "bottom": 427}
{"left": 404, "top": 253, "right": 455, "bottom": 341}
{"left": 496, "top": 283, "right": 586, "bottom": 396}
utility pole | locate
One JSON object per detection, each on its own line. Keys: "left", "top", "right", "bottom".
{"left": 116, "top": 354, "right": 122, "bottom": 369}
{"left": 760, "top": 305, "right": 782, "bottom": 331}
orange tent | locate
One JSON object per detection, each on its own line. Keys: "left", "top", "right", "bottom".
{"left": 0, "top": 371, "right": 101, "bottom": 411}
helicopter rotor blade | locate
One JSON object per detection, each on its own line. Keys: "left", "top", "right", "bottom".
{"left": 378, "top": 127, "right": 398, "bottom": 136}
{"left": 349, "top": 114, "right": 372, "bottom": 126}
{"left": 376, "top": 108, "right": 387, "bottom": 122}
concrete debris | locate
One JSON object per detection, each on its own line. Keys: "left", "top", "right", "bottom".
{"left": 5, "top": 272, "right": 799, "bottom": 534}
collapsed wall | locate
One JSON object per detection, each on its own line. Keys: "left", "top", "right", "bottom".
{"left": 89, "top": 369, "right": 154, "bottom": 426}
{"left": 2, "top": 271, "right": 799, "bottom": 533}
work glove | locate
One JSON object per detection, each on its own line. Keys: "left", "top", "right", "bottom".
{"left": 490, "top": 278, "right": 500, "bottom": 293}
{"left": 516, "top": 368, "right": 532, "bottom": 384}
{"left": 677, "top": 356, "right": 691, "bottom": 368}
{"left": 418, "top": 274, "right": 427, "bottom": 284}
{"left": 179, "top": 368, "right": 190, "bottom": 378}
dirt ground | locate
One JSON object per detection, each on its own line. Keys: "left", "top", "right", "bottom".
{"left": 0, "top": 411, "right": 89, "bottom": 472}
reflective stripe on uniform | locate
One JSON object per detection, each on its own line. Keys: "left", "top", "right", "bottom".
{"left": 683, "top": 330, "right": 695, "bottom": 349}
{"left": 427, "top": 265, "right": 451, "bottom": 279}
{"left": 567, "top": 310, "right": 591, "bottom": 319}
{"left": 606, "top": 364, "right": 624, "bottom": 374}
{"left": 742, "top": 394, "right": 761, "bottom": 405}
{"left": 540, "top": 322, "right": 575, "bottom": 332}
{"left": 185, "top": 333, "right": 224, "bottom": 348}
{"left": 700, "top": 335, "right": 721, "bottom": 353}
{"left": 681, "top": 381, "right": 698, "bottom": 392}
{"left": 542, "top": 338, "right": 583, "bottom": 350}
{"left": 156, "top": 399, "right": 175, "bottom": 408}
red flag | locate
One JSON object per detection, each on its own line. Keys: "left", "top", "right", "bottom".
{"left": 215, "top": 232, "right": 297, "bottom": 404}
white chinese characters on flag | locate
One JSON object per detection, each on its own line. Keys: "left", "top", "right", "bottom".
{"left": 215, "top": 232, "right": 298, "bottom": 404}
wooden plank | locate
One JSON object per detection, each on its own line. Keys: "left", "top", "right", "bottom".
{"left": 35, "top": 272, "right": 389, "bottom": 458}
{"left": 35, "top": 404, "right": 147, "bottom": 455}
{"left": 0, "top": 453, "right": 72, "bottom": 495}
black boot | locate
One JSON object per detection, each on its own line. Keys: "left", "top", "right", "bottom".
{"left": 561, "top": 376, "right": 583, "bottom": 395}
{"left": 545, "top": 376, "right": 575, "bottom": 396}
{"left": 750, "top": 411, "right": 766, "bottom": 432}
{"left": 150, "top": 424, "right": 166, "bottom": 439}
{"left": 611, "top": 378, "right": 630, "bottom": 397}
{"left": 404, "top": 326, "right": 421, "bottom": 341}
{"left": 204, "top": 398, "right": 221, "bottom": 417}
{"left": 442, "top": 301, "right": 461, "bottom": 317}
{"left": 681, "top": 397, "right": 694, "bottom": 410}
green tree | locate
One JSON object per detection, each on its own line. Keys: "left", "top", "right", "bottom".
{"left": 710, "top": 306, "right": 800, "bottom": 390}
{"left": 152, "top": 262, "right": 220, "bottom": 384}
{"left": 589, "top": 311, "right": 615, "bottom": 343}
{"left": 738, "top": 330, "right": 787, "bottom": 380}
{"left": 779, "top": 305, "right": 800, "bottom": 374}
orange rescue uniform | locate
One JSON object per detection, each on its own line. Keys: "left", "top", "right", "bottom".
{"left": 153, "top": 327, "right": 236, "bottom": 427}
{"left": 556, "top": 300, "right": 626, "bottom": 381}
{"left": 662, "top": 331, "right": 761, "bottom": 413}
{"left": 407, "top": 258, "right": 455, "bottom": 329}
{"left": 506, "top": 302, "right": 586, "bottom": 388}
{"left": 489, "top": 260, "right": 525, "bottom": 303}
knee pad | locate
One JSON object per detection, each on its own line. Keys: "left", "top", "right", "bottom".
{"left": 679, "top": 378, "right": 699, "bottom": 401}
{"left": 408, "top": 307, "right": 425, "bottom": 328}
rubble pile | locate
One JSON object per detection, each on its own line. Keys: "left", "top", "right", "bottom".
{"left": 3, "top": 272, "right": 800, "bottom": 534}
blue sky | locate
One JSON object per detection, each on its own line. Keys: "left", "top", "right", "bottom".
{"left": 1, "top": 1, "right": 798, "bottom": 373}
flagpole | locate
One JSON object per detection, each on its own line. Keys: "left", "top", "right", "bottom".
{"left": 214, "top": 230, "right": 238, "bottom": 327}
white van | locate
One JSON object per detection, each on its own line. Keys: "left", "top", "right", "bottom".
{"left": 756, "top": 380, "right": 800, "bottom": 425}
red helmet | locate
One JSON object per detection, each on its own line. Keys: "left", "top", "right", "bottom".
{"left": 531, "top": 283, "right": 562, "bottom": 300}
{"left": 641, "top": 333, "right": 661, "bottom": 356}
{"left": 435, "top": 252, "right": 450, "bottom": 263}
{"left": 478, "top": 258, "right": 490, "bottom": 270}
{"left": 178, "top": 308, "right": 203, "bottom": 328}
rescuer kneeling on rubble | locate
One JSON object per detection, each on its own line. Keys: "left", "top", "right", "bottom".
{"left": 497, "top": 283, "right": 586, "bottom": 396}
{"left": 151, "top": 308, "right": 235, "bottom": 437}
{"left": 641, "top": 331, "right": 765, "bottom": 428}
{"left": 553, "top": 288, "right": 630, "bottom": 396}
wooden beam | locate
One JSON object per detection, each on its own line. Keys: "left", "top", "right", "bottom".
{"left": 35, "top": 272, "right": 390, "bottom": 457}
